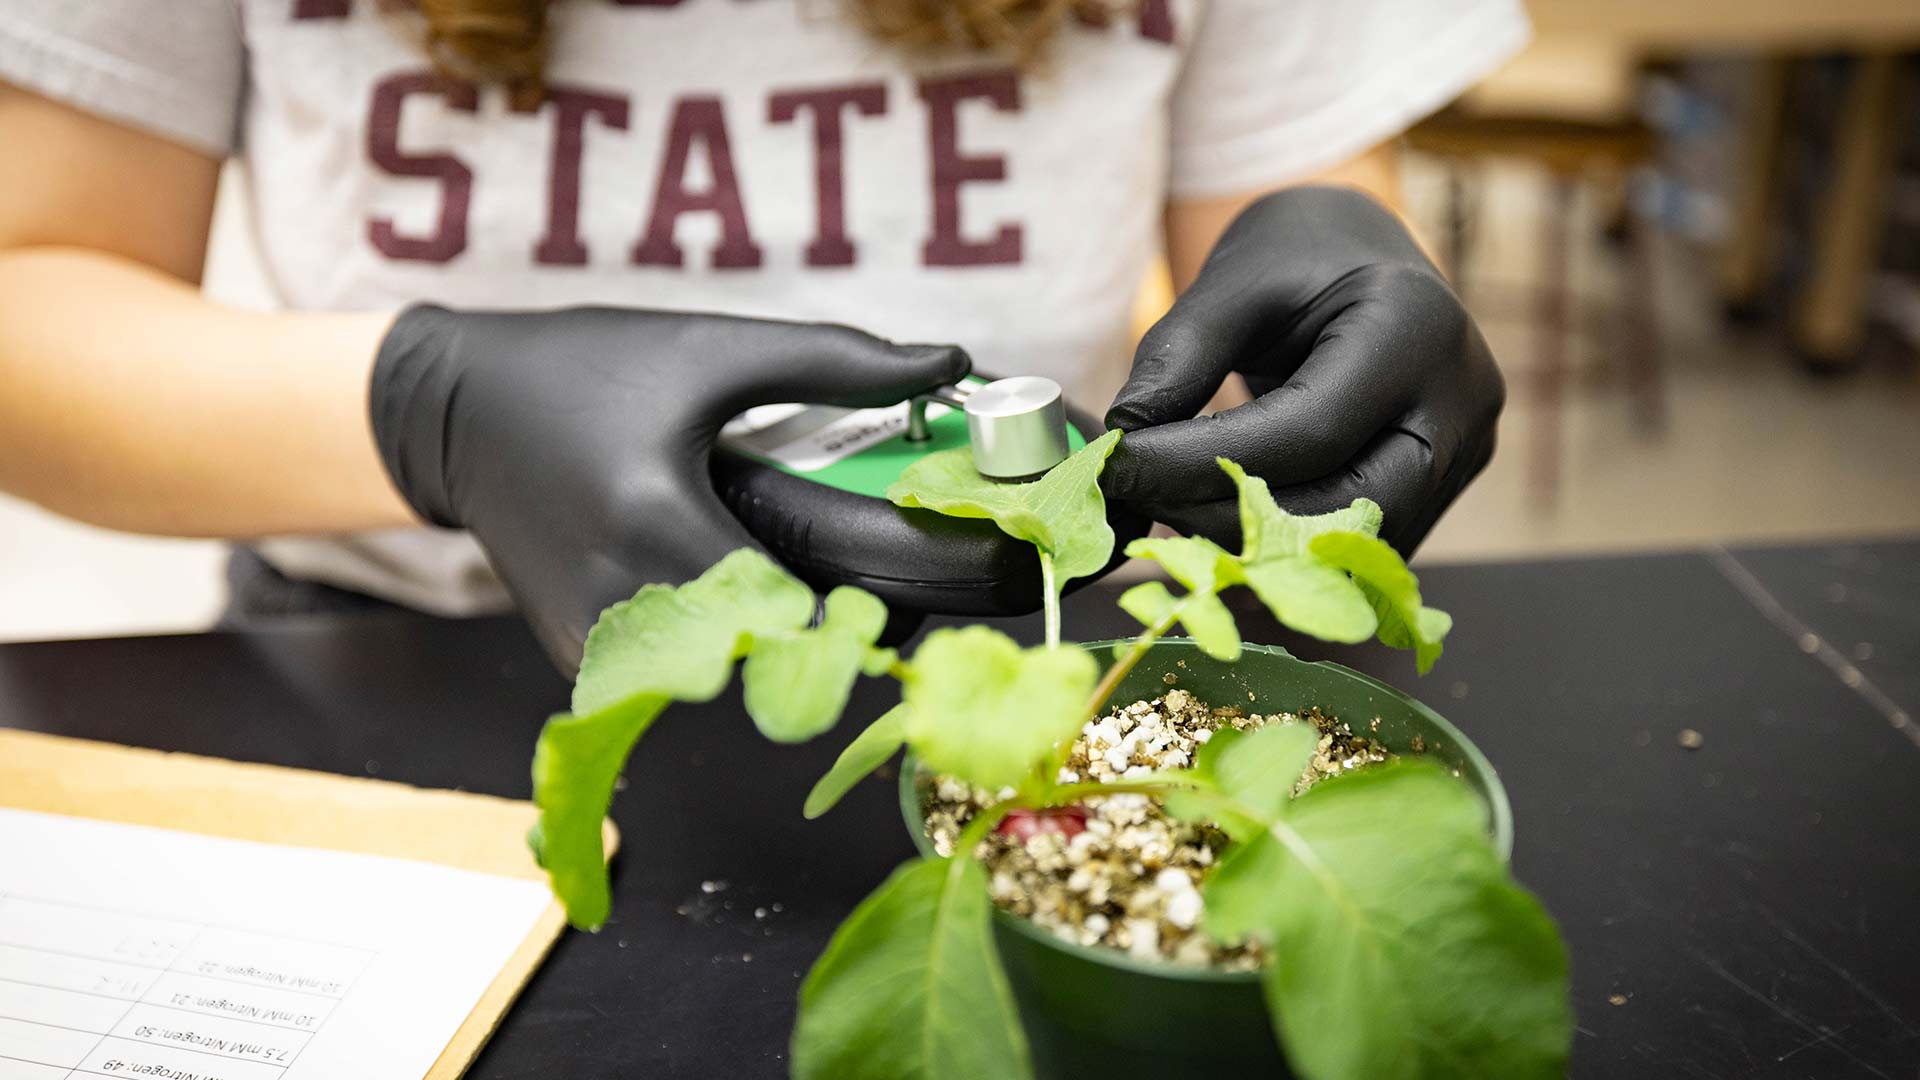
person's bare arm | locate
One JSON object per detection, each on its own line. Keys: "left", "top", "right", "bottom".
{"left": 1164, "top": 140, "right": 1408, "bottom": 294}
{"left": 0, "top": 85, "right": 414, "bottom": 538}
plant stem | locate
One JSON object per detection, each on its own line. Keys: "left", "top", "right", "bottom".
{"left": 951, "top": 799, "right": 1014, "bottom": 860}
{"left": 1038, "top": 592, "right": 1200, "bottom": 796}
{"left": 1080, "top": 599, "right": 1185, "bottom": 725}
{"left": 1051, "top": 779, "right": 1262, "bottom": 826}
{"left": 1039, "top": 551, "right": 1060, "bottom": 649}
{"left": 1043, "top": 777, "right": 1198, "bottom": 804}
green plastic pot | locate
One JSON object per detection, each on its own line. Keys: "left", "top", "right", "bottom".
{"left": 900, "top": 638, "right": 1513, "bottom": 1079}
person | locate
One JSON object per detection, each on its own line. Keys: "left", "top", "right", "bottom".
{"left": 0, "top": 0, "right": 1519, "bottom": 670}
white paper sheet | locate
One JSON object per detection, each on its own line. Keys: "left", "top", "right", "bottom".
{"left": 0, "top": 808, "right": 553, "bottom": 1080}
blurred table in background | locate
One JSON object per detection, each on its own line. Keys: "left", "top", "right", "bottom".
{"left": 2, "top": 538, "right": 1916, "bottom": 1078}
{"left": 1415, "top": 3, "right": 1919, "bottom": 507}
{"left": 1525, "top": 0, "right": 1920, "bottom": 47}
{"left": 1438, "top": 2, "right": 1920, "bottom": 377}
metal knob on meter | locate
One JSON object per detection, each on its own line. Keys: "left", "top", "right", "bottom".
{"left": 904, "top": 376, "right": 1071, "bottom": 482}
{"left": 964, "top": 376, "right": 1071, "bottom": 481}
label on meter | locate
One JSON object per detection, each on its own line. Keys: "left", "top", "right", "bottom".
{"left": 719, "top": 399, "right": 958, "bottom": 475}
{"left": 717, "top": 377, "right": 1084, "bottom": 499}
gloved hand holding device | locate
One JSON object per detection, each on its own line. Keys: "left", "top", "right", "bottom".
{"left": 369, "top": 305, "right": 968, "bottom": 672}
{"left": 1103, "top": 186, "right": 1504, "bottom": 553}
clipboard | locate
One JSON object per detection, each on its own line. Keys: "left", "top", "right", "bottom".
{"left": 0, "top": 727, "right": 611, "bottom": 1079}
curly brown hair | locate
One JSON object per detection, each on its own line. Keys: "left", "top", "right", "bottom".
{"left": 411, "top": 0, "right": 1122, "bottom": 109}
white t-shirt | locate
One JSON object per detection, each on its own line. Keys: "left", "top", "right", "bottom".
{"left": 0, "top": 0, "right": 1525, "bottom": 616}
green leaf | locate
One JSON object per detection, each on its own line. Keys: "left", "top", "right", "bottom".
{"left": 1122, "top": 534, "right": 1243, "bottom": 661}
{"left": 1124, "top": 534, "right": 1241, "bottom": 594}
{"left": 1215, "top": 460, "right": 1381, "bottom": 644}
{"left": 901, "top": 627, "right": 1097, "bottom": 791}
{"left": 861, "top": 646, "right": 900, "bottom": 678}
{"left": 1206, "top": 721, "right": 1319, "bottom": 823}
{"left": 1372, "top": 590, "right": 1454, "bottom": 675}
{"left": 1162, "top": 723, "right": 1317, "bottom": 839}
{"left": 529, "top": 693, "right": 663, "bottom": 929}
{"left": 1118, "top": 580, "right": 1240, "bottom": 662}
{"left": 1160, "top": 729, "right": 1259, "bottom": 840}
{"left": 572, "top": 548, "right": 814, "bottom": 715}
{"left": 1238, "top": 557, "right": 1378, "bottom": 644}
{"left": 1309, "top": 531, "right": 1452, "bottom": 674}
{"left": 1117, "top": 580, "right": 1178, "bottom": 628}
{"left": 1219, "top": 458, "right": 1382, "bottom": 558}
{"left": 1203, "top": 761, "right": 1571, "bottom": 1080}
{"left": 804, "top": 705, "right": 908, "bottom": 819}
{"left": 886, "top": 429, "right": 1123, "bottom": 593}
{"left": 1211, "top": 459, "right": 1453, "bottom": 668}
{"left": 792, "top": 856, "right": 1032, "bottom": 1080}
{"left": 743, "top": 586, "right": 888, "bottom": 743}
{"left": 535, "top": 549, "right": 824, "bottom": 929}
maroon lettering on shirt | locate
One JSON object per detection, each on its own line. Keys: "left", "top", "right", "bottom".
{"left": 918, "top": 70, "right": 1023, "bottom": 268}
{"left": 768, "top": 82, "right": 887, "bottom": 268}
{"left": 1070, "top": 0, "right": 1174, "bottom": 42}
{"left": 534, "top": 85, "right": 632, "bottom": 266}
{"left": 290, "top": 0, "right": 349, "bottom": 18}
{"left": 632, "top": 96, "right": 764, "bottom": 269}
{"left": 366, "top": 72, "right": 478, "bottom": 263}
{"left": 1137, "top": 0, "right": 1175, "bottom": 43}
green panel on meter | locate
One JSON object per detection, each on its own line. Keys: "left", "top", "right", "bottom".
{"left": 719, "top": 377, "right": 1088, "bottom": 500}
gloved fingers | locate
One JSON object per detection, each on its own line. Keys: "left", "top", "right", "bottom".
{"left": 1104, "top": 283, "right": 1276, "bottom": 433}
{"left": 1263, "top": 427, "right": 1444, "bottom": 552}
{"left": 1129, "top": 426, "right": 1449, "bottom": 556}
{"left": 1103, "top": 376, "right": 1407, "bottom": 506}
{"left": 526, "top": 478, "right": 770, "bottom": 677}
{"left": 1388, "top": 419, "right": 1496, "bottom": 556}
{"left": 1134, "top": 498, "right": 1245, "bottom": 555}
{"left": 628, "top": 487, "right": 769, "bottom": 585}
{"left": 1105, "top": 261, "right": 1482, "bottom": 507}
{"left": 694, "top": 318, "right": 970, "bottom": 413}
{"left": 1106, "top": 186, "right": 1442, "bottom": 438}
{"left": 1102, "top": 325, "right": 1421, "bottom": 508}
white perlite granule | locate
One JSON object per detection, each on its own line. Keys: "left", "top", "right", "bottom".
{"left": 922, "top": 689, "right": 1392, "bottom": 971}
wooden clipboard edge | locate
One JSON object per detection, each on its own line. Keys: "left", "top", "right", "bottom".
{"left": 426, "top": 818, "right": 621, "bottom": 1079}
{"left": 426, "top": 900, "right": 574, "bottom": 1079}
{"left": 0, "top": 728, "right": 619, "bottom": 1080}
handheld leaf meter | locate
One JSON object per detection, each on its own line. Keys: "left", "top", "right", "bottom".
{"left": 713, "top": 376, "right": 1147, "bottom": 618}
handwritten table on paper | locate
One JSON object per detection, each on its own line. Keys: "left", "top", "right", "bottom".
{"left": 0, "top": 809, "right": 553, "bottom": 1080}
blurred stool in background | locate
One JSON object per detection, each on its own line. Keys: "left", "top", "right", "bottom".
{"left": 1407, "top": 33, "right": 1665, "bottom": 508}
{"left": 1780, "top": 52, "right": 1906, "bottom": 370}
{"left": 1518, "top": 3, "right": 1920, "bottom": 368}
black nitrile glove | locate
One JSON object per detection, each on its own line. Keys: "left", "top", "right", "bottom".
{"left": 1103, "top": 186, "right": 1504, "bottom": 553}
{"left": 370, "top": 305, "right": 969, "bottom": 672}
